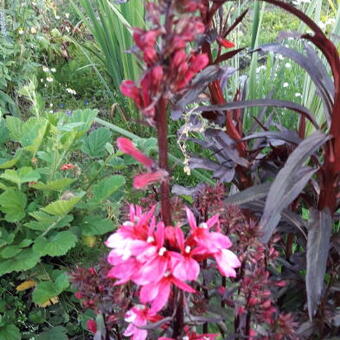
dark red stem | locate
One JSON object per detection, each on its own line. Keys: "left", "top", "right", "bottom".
{"left": 156, "top": 97, "right": 172, "bottom": 225}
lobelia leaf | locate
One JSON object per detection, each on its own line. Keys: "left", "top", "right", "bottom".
{"left": 81, "top": 127, "right": 112, "bottom": 157}
{"left": 196, "top": 99, "right": 319, "bottom": 129}
{"left": 260, "top": 131, "right": 330, "bottom": 243}
{"left": 306, "top": 209, "right": 332, "bottom": 320}
{"left": 0, "top": 189, "right": 27, "bottom": 222}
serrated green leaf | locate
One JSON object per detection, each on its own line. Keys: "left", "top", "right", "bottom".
{"left": 41, "top": 194, "right": 84, "bottom": 216}
{"left": 0, "top": 248, "right": 40, "bottom": 275}
{"left": 0, "top": 167, "right": 40, "bottom": 186}
{"left": 80, "top": 215, "right": 114, "bottom": 236}
{"left": 33, "top": 231, "right": 77, "bottom": 257}
{"left": 0, "top": 119, "right": 9, "bottom": 144}
{"left": 25, "top": 119, "right": 49, "bottom": 153}
{"left": 0, "top": 324, "right": 21, "bottom": 340}
{"left": 5, "top": 116, "right": 23, "bottom": 142}
{"left": 0, "top": 245, "right": 22, "bottom": 259}
{"left": 36, "top": 326, "right": 67, "bottom": 340}
{"left": 0, "top": 149, "right": 23, "bottom": 169}
{"left": 90, "top": 175, "right": 125, "bottom": 204}
{"left": 0, "top": 189, "right": 27, "bottom": 222}
{"left": 32, "top": 273, "right": 69, "bottom": 305}
{"left": 31, "top": 178, "right": 75, "bottom": 191}
{"left": 81, "top": 127, "right": 112, "bottom": 157}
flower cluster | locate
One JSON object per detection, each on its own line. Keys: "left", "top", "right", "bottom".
{"left": 105, "top": 204, "right": 240, "bottom": 339}
{"left": 120, "top": 2, "right": 209, "bottom": 120}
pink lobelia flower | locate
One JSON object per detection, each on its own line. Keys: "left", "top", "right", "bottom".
{"left": 133, "top": 170, "right": 168, "bottom": 189}
{"left": 117, "top": 137, "right": 154, "bottom": 168}
{"left": 86, "top": 319, "right": 97, "bottom": 334}
{"left": 186, "top": 208, "right": 241, "bottom": 277}
{"left": 171, "top": 227, "right": 200, "bottom": 281}
{"left": 124, "top": 305, "right": 161, "bottom": 340}
{"left": 139, "top": 272, "right": 195, "bottom": 313}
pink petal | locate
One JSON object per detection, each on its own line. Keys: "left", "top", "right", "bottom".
{"left": 214, "top": 249, "right": 241, "bottom": 278}
{"left": 133, "top": 257, "right": 168, "bottom": 285}
{"left": 172, "top": 277, "right": 196, "bottom": 293}
{"left": 140, "top": 282, "right": 160, "bottom": 303}
{"left": 133, "top": 170, "right": 168, "bottom": 189}
{"left": 186, "top": 208, "right": 197, "bottom": 230}
{"left": 117, "top": 137, "right": 154, "bottom": 167}
{"left": 173, "top": 257, "right": 200, "bottom": 281}
{"left": 206, "top": 214, "right": 219, "bottom": 228}
{"left": 150, "top": 280, "right": 171, "bottom": 312}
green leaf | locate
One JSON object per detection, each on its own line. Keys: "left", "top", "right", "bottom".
{"left": 33, "top": 231, "right": 77, "bottom": 256}
{"left": 36, "top": 326, "right": 67, "bottom": 340}
{"left": 41, "top": 194, "right": 84, "bottom": 216}
{"left": 5, "top": 116, "right": 23, "bottom": 142}
{"left": 0, "top": 119, "right": 9, "bottom": 144}
{"left": 80, "top": 215, "right": 114, "bottom": 236}
{"left": 90, "top": 175, "right": 125, "bottom": 204}
{"left": 0, "top": 245, "right": 22, "bottom": 259}
{"left": 24, "top": 215, "right": 73, "bottom": 231}
{"left": 0, "top": 167, "right": 40, "bottom": 186}
{"left": 0, "top": 189, "right": 27, "bottom": 222}
{"left": 0, "top": 248, "right": 40, "bottom": 275}
{"left": 25, "top": 119, "right": 49, "bottom": 153}
{"left": 0, "top": 149, "right": 23, "bottom": 169}
{"left": 81, "top": 127, "right": 112, "bottom": 157}
{"left": 31, "top": 178, "right": 75, "bottom": 191}
{"left": 0, "top": 324, "right": 21, "bottom": 340}
{"left": 32, "top": 273, "right": 69, "bottom": 305}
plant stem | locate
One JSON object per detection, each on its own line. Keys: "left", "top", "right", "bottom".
{"left": 156, "top": 97, "right": 172, "bottom": 225}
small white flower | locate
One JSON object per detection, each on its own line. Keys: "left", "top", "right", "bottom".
{"left": 283, "top": 82, "right": 289, "bottom": 88}
{"left": 55, "top": 15, "right": 61, "bottom": 20}
{"left": 285, "top": 62, "right": 292, "bottom": 69}
{"left": 49, "top": 103, "right": 53, "bottom": 108}
{"left": 30, "top": 27, "right": 37, "bottom": 34}
{"left": 65, "top": 13, "right": 70, "bottom": 19}
{"left": 277, "top": 54, "right": 284, "bottom": 60}
{"left": 18, "top": 29, "right": 24, "bottom": 35}
{"left": 66, "top": 88, "right": 77, "bottom": 95}
{"left": 40, "top": 78, "right": 44, "bottom": 83}
{"left": 295, "top": 92, "right": 302, "bottom": 97}
{"left": 51, "top": 68, "right": 56, "bottom": 73}
{"left": 42, "top": 66, "right": 49, "bottom": 73}
{"left": 46, "top": 77, "right": 54, "bottom": 83}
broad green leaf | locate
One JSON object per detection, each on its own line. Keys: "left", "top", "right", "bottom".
{"left": 0, "top": 119, "right": 9, "bottom": 144}
{"left": 0, "top": 245, "right": 22, "bottom": 259}
{"left": 25, "top": 119, "right": 49, "bottom": 153}
{"left": 0, "top": 189, "right": 27, "bottom": 222}
{"left": 0, "top": 324, "right": 21, "bottom": 340}
{"left": 80, "top": 215, "right": 114, "bottom": 236}
{"left": 32, "top": 273, "right": 69, "bottom": 305}
{"left": 41, "top": 194, "right": 84, "bottom": 216}
{"left": 90, "top": 175, "right": 125, "bottom": 203}
{"left": 0, "top": 167, "right": 40, "bottom": 186}
{"left": 36, "top": 326, "right": 67, "bottom": 340}
{"left": 25, "top": 215, "right": 73, "bottom": 231}
{"left": 0, "top": 149, "right": 23, "bottom": 169}
{"left": 20, "top": 117, "right": 46, "bottom": 147}
{"left": 33, "top": 231, "right": 77, "bottom": 257}
{"left": 0, "top": 248, "right": 40, "bottom": 275}
{"left": 5, "top": 116, "right": 23, "bottom": 142}
{"left": 31, "top": 178, "right": 75, "bottom": 191}
{"left": 81, "top": 127, "right": 112, "bottom": 157}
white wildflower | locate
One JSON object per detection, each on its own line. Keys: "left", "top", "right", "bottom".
{"left": 46, "top": 77, "right": 54, "bottom": 83}
{"left": 42, "top": 66, "right": 49, "bottom": 73}
{"left": 51, "top": 68, "right": 56, "bottom": 73}
{"left": 66, "top": 88, "right": 77, "bottom": 95}
{"left": 295, "top": 92, "right": 302, "bottom": 97}
{"left": 285, "top": 62, "right": 292, "bottom": 69}
{"left": 283, "top": 82, "right": 289, "bottom": 88}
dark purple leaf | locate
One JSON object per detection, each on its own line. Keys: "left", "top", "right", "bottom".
{"left": 224, "top": 9, "right": 249, "bottom": 37}
{"left": 224, "top": 182, "right": 272, "bottom": 206}
{"left": 214, "top": 47, "right": 245, "bottom": 64}
{"left": 196, "top": 99, "right": 319, "bottom": 129}
{"left": 171, "top": 184, "right": 205, "bottom": 196}
{"left": 242, "top": 130, "right": 302, "bottom": 145}
{"left": 171, "top": 65, "right": 226, "bottom": 120}
{"left": 306, "top": 208, "right": 332, "bottom": 320}
{"left": 260, "top": 131, "right": 329, "bottom": 243}
{"left": 189, "top": 156, "right": 235, "bottom": 183}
